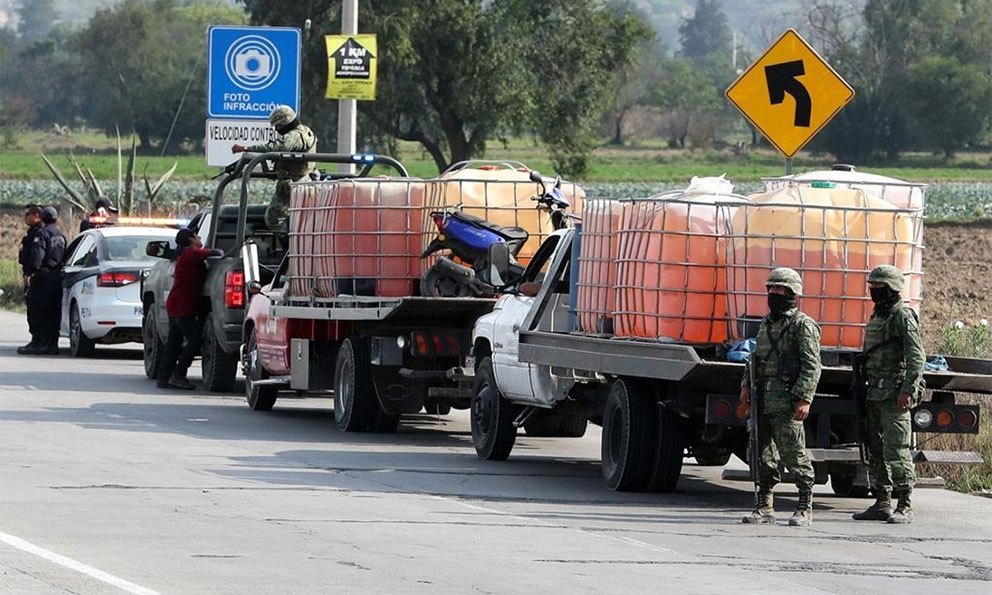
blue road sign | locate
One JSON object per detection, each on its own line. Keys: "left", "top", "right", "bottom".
{"left": 208, "top": 26, "right": 301, "bottom": 119}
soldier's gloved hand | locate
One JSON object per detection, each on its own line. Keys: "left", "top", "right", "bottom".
{"left": 793, "top": 400, "right": 811, "bottom": 421}
{"left": 897, "top": 392, "right": 913, "bottom": 410}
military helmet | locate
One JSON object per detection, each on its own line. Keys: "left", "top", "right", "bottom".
{"left": 765, "top": 267, "right": 803, "bottom": 296}
{"left": 269, "top": 105, "right": 297, "bottom": 127}
{"left": 868, "top": 265, "right": 905, "bottom": 292}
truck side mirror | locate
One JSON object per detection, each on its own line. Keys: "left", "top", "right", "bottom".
{"left": 241, "top": 241, "right": 260, "bottom": 287}
{"left": 145, "top": 240, "right": 171, "bottom": 259}
{"left": 485, "top": 242, "right": 512, "bottom": 288}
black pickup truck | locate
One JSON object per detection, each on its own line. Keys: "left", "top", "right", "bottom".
{"left": 141, "top": 153, "right": 410, "bottom": 391}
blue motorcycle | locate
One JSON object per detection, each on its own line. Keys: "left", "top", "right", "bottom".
{"left": 420, "top": 170, "right": 571, "bottom": 298}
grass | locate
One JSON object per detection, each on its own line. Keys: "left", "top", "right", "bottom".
{"left": 0, "top": 259, "right": 25, "bottom": 313}
{"left": 2, "top": 129, "right": 991, "bottom": 183}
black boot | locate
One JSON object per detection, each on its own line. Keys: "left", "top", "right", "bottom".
{"left": 887, "top": 487, "right": 913, "bottom": 524}
{"left": 789, "top": 490, "right": 813, "bottom": 527}
{"left": 17, "top": 341, "right": 40, "bottom": 355}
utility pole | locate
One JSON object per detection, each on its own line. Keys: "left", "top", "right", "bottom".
{"left": 337, "top": 0, "right": 358, "bottom": 172}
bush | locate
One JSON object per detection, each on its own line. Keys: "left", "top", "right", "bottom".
{"left": 0, "top": 259, "right": 25, "bottom": 312}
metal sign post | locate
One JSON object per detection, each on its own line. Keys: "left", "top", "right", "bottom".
{"left": 337, "top": 0, "right": 358, "bottom": 174}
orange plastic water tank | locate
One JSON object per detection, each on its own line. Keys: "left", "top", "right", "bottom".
{"left": 726, "top": 184, "right": 924, "bottom": 348}
{"left": 765, "top": 170, "right": 926, "bottom": 303}
{"left": 288, "top": 183, "right": 320, "bottom": 297}
{"left": 575, "top": 199, "right": 622, "bottom": 334}
{"left": 614, "top": 189, "right": 747, "bottom": 344}
{"left": 288, "top": 178, "right": 425, "bottom": 298}
{"left": 422, "top": 166, "right": 584, "bottom": 268}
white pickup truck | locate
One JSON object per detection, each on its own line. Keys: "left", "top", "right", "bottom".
{"left": 470, "top": 227, "right": 990, "bottom": 494}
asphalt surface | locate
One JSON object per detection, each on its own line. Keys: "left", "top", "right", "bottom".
{"left": 1, "top": 310, "right": 990, "bottom": 594}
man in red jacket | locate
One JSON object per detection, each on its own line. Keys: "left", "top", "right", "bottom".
{"left": 158, "top": 228, "right": 221, "bottom": 389}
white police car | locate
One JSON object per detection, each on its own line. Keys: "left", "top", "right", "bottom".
{"left": 60, "top": 226, "right": 177, "bottom": 357}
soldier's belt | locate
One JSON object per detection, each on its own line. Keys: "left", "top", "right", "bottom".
{"left": 868, "top": 376, "right": 903, "bottom": 389}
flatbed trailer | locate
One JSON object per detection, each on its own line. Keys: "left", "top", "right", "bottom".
{"left": 471, "top": 227, "right": 990, "bottom": 493}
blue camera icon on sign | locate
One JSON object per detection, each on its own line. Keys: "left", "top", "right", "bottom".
{"left": 226, "top": 35, "right": 281, "bottom": 91}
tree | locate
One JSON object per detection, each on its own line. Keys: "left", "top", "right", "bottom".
{"left": 905, "top": 57, "right": 991, "bottom": 158}
{"left": 678, "top": 0, "right": 731, "bottom": 72}
{"left": 16, "top": 0, "right": 58, "bottom": 42}
{"left": 607, "top": 37, "right": 664, "bottom": 146}
{"left": 650, "top": 58, "right": 722, "bottom": 149}
{"left": 75, "top": 0, "right": 245, "bottom": 151}
{"left": 242, "top": 0, "right": 650, "bottom": 176}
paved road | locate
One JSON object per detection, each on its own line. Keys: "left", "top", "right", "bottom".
{"left": 1, "top": 311, "right": 990, "bottom": 594}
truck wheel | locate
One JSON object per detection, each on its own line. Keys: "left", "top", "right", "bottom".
{"left": 370, "top": 407, "right": 401, "bottom": 433}
{"left": 244, "top": 331, "right": 277, "bottom": 411}
{"left": 471, "top": 356, "right": 516, "bottom": 460}
{"left": 692, "top": 446, "right": 731, "bottom": 466}
{"left": 69, "top": 303, "right": 96, "bottom": 358}
{"left": 142, "top": 308, "right": 165, "bottom": 379}
{"left": 601, "top": 378, "right": 656, "bottom": 492}
{"left": 334, "top": 338, "right": 376, "bottom": 432}
{"left": 558, "top": 415, "right": 588, "bottom": 438}
{"left": 830, "top": 470, "right": 871, "bottom": 498}
{"left": 202, "top": 315, "right": 238, "bottom": 392}
{"left": 643, "top": 404, "right": 685, "bottom": 492}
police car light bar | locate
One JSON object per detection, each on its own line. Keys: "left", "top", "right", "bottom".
{"left": 88, "top": 216, "right": 189, "bottom": 228}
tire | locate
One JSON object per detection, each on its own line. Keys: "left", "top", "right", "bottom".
{"left": 471, "top": 357, "right": 517, "bottom": 460}
{"left": 420, "top": 261, "right": 472, "bottom": 298}
{"left": 244, "top": 331, "right": 278, "bottom": 411}
{"left": 830, "top": 470, "right": 872, "bottom": 498}
{"left": 369, "top": 406, "right": 401, "bottom": 433}
{"left": 142, "top": 307, "right": 165, "bottom": 379}
{"left": 559, "top": 415, "right": 588, "bottom": 438}
{"left": 692, "top": 446, "right": 732, "bottom": 467}
{"left": 643, "top": 404, "right": 685, "bottom": 492}
{"left": 334, "top": 338, "right": 377, "bottom": 432}
{"left": 68, "top": 303, "right": 96, "bottom": 358}
{"left": 202, "top": 315, "right": 238, "bottom": 392}
{"left": 601, "top": 378, "right": 656, "bottom": 492}
{"left": 524, "top": 413, "right": 588, "bottom": 438}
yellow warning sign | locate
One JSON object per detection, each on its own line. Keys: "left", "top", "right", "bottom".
{"left": 325, "top": 34, "right": 377, "bottom": 100}
{"left": 725, "top": 28, "right": 854, "bottom": 158}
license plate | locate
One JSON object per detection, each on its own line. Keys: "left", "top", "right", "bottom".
{"left": 134, "top": 306, "right": 144, "bottom": 316}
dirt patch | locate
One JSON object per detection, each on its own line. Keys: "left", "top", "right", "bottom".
{"left": 920, "top": 220, "right": 992, "bottom": 350}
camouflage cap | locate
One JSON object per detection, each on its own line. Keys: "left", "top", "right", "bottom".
{"left": 765, "top": 267, "right": 803, "bottom": 296}
{"left": 269, "top": 105, "right": 297, "bottom": 127}
{"left": 868, "top": 265, "right": 905, "bottom": 292}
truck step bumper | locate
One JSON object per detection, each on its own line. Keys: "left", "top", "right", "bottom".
{"left": 915, "top": 450, "right": 984, "bottom": 465}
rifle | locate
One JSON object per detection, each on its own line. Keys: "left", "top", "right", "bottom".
{"left": 852, "top": 352, "right": 870, "bottom": 465}
{"left": 748, "top": 356, "right": 762, "bottom": 507}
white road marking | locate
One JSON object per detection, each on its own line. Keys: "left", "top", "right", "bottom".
{"left": 0, "top": 531, "right": 159, "bottom": 595}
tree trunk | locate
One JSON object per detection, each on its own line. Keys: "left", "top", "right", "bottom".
{"left": 610, "top": 111, "right": 625, "bottom": 146}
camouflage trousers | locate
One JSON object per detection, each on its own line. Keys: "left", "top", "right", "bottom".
{"left": 264, "top": 180, "right": 292, "bottom": 232}
{"left": 755, "top": 409, "right": 815, "bottom": 493}
{"left": 865, "top": 399, "right": 916, "bottom": 493}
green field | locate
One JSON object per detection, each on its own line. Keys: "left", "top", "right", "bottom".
{"left": 2, "top": 129, "right": 991, "bottom": 182}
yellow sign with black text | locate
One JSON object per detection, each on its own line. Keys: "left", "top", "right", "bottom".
{"left": 725, "top": 29, "right": 853, "bottom": 158}
{"left": 325, "top": 34, "right": 377, "bottom": 100}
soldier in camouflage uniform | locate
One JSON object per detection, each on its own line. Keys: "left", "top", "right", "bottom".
{"left": 232, "top": 105, "right": 317, "bottom": 231}
{"left": 740, "top": 268, "right": 822, "bottom": 526}
{"left": 852, "top": 265, "right": 924, "bottom": 525}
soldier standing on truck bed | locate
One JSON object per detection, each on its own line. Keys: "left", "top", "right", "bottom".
{"left": 739, "top": 268, "right": 822, "bottom": 527}
{"left": 231, "top": 105, "right": 317, "bottom": 232}
{"left": 852, "top": 265, "right": 924, "bottom": 525}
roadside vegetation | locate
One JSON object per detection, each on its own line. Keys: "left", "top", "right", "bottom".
{"left": 0, "top": 259, "right": 25, "bottom": 313}
{"left": 921, "top": 320, "right": 992, "bottom": 493}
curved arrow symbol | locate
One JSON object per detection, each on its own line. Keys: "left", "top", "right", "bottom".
{"left": 765, "top": 60, "right": 811, "bottom": 127}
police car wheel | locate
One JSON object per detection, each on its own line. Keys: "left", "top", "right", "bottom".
{"left": 142, "top": 308, "right": 165, "bottom": 379}
{"left": 69, "top": 304, "right": 96, "bottom": 358}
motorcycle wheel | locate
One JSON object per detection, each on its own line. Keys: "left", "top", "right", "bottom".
{"left": 420, "top": 262, "right": 473, "bottom": 298}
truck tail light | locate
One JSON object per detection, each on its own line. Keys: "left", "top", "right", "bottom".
{"left": 912, "top": 403, "right": 980, "bottom": 434}
{"left": 97, "top": 272, "right": 139, "bottom": 287}
{"left": 409, "top": 331, "right": 467, "bottom": 357}
{"left": 705, "top": 394, "right": 746, "bottom": 426}
{"left": 225, "top": 270, "right": 245, "bottom": 309}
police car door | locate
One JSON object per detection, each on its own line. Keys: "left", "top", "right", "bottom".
{"left": 60, "top": 234, "right": 98, "bottom": 335}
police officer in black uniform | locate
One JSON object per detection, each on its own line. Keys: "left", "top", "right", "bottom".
{"left": 16, "top": 204, "right": 45, "bottom": 354}
{"left": 20, "top": 206, "right": 67, "bottom": 355}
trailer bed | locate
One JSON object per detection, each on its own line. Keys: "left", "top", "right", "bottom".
{"left": 272, "top": 296, "right": 496, "bottom": 326}
{"left": 519, "top": 330, "right": 992, "bottom": 395}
